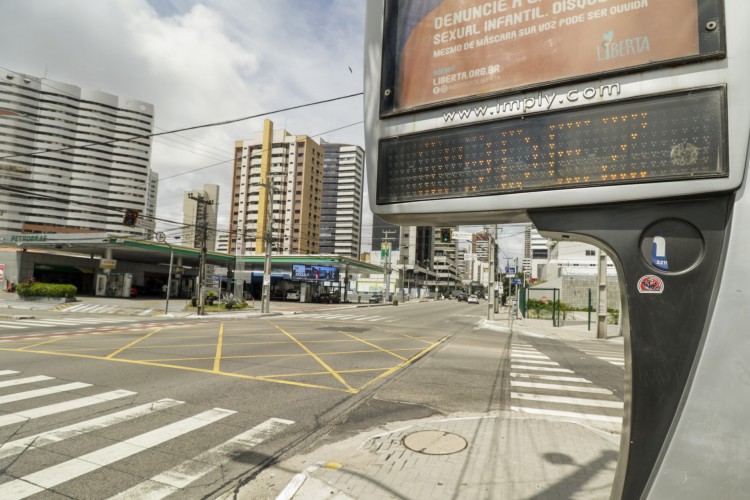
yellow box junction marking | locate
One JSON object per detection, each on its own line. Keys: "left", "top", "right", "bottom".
{"left": 0, "top": 319, "right": 448, "bottom": 393}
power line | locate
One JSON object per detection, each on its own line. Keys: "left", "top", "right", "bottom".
{"left": 0, "top": 92, "right": 364, "bottom": 162}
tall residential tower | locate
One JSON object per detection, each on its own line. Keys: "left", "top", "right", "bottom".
{"left": 0, "top": 69, "right": 156, "bottom": 238}
{"left": 229, "top": 120, "right": 323, "bottom": 255}
{"left": 320, "top": 141, "right": 364, "bottom": 258}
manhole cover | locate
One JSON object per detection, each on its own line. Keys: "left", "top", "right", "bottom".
{"left": 402, "top": 430, "right": 467, "bottom": 455}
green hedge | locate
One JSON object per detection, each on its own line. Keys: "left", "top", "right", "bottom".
{"left": 16, "top": 283, "right": 77, "bottom": 299}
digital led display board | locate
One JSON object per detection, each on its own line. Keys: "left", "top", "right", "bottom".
{"left": 380, "top": 0, "right": 724, "bottom": 114}
{"left": 377, "top": 87, "right": 726, "bottom": 204}
{"left": 292, "top": 264, "right": 340, "bottom": 282}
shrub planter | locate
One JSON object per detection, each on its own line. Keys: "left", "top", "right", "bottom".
{"left": 18, "top": 296, "right": 77, "bottom": 303}
{"left": 15, "top": 282, "right": 77, "bottom": 303}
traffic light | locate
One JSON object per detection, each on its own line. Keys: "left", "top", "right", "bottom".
{"left": 123, "top": 209, "right": 139, "bottom": 227}
{"left": 441, "top": 229, "right": 452, "bottom": 242}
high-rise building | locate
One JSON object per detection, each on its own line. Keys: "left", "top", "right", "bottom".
{"left": 433, "top": 226, "right": 459, "bottom": 291}
{"left": 215, "top": 233, "right": 229, "bottom": 253}
{"left": 524, "top": 225, "right": 549, "bottom": 281}
{"left": 182, "top": 184, "right": 219, "bottom": 252}
{"left": 0, "top": 68, "right": 156, "bottom": 238}
{"left": 473, "top": 232, "right": 491, "bottom": 262}
{"left": 229, "top": 120, "right": 323, "bottom": 255}
{"left": 320, "top": 141, "right": 364, "bottom": 258}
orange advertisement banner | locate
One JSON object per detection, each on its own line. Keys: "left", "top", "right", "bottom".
{"left": 393, "top": 0, "right": 700, "bottom": 111}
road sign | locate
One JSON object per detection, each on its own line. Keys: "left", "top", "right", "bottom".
{"left": 452, "top": 231, "right": 472, "bottom": 240}
{"left": 511, "top": 279, "right": 522, "bottom": 285}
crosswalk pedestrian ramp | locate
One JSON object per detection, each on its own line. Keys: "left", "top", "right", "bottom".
{"left": 509, "top": 342, "right": 624, "bottom": 431}
{"left": 0, "top": 370, "right": 293, "bottom": 499}
{"left": 0, "top": 316, "right": 137, "bottom": 331}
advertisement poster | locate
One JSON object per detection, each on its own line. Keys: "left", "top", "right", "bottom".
{"left": 292, "top": 265, "right": 340, "bottom": 282}
{"left": 392, "top": 0, "right": 700, "bottom": 111}
{"left": 0, "top": 264, "right": 4, "bottom": 284}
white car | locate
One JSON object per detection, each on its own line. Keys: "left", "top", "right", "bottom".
{"left": 285, "top": 290, "right": 300, "bottom": 301}
{"left": 467, "top": 294, "right": 480, "bottom": 304}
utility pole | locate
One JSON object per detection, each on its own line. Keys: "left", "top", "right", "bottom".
{"left": 381, "top": 230, "right": 396, "bottom": 304}
{"left": 487, "top": 224, "right": 497, "bottom": 321}
{"left": 261, "top": 179, "right": 275, "bottom": 314}
{"left": 188, "top": 193, "right": 214, "bottom": 316}
{"left": 234, "top": 227, "right": 245, "bottom": 300}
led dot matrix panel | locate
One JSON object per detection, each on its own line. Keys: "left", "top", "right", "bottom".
{"left": 377, "top": 88, "right": 726, "bottom": 205}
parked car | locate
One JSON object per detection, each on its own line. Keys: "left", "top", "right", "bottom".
{"left": 317, "top": 293, "right": 341, "bottom": 304}
{"left": 285, "top": 289, "right": 300, "bottom": 301}
{"left": 467, "top": 294, "right": 480, "bottom": 304}
{"left": 369, "top": 293, "right": 383, "bottom": 303}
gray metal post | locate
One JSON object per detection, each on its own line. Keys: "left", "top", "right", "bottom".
{"left": 165, "top": 245, "right": 173, "bottom": 315}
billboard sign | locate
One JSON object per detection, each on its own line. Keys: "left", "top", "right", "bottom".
{"left": 380, "top": 0, "right": 722, "bottom": 114}
{"left": 292, "top": 264, "right": 340, "bottom": 282}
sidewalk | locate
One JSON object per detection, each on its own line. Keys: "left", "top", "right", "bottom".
{"left": 227, "top": 310, "right": 624, "bottom": 500}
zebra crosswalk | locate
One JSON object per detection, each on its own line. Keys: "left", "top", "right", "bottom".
{"left": 0, "top": 370, "right": 294, "bottom": 499}
{"left": 291, "top": 312, "right": 400, "bottom": 323}
{"left": 572, "top": 338, "right": 626, "bottom": 367}
{"left": 0, "top": 316, "right": 136, "bottom": 331}
{"left": 509, "top": 342, "right": 624, "bottom": 428}
{"left": 60, "top": 303, "right": 156, "bottom": 315}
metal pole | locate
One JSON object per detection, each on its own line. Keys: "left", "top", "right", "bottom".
{"left": 262, "top": 181, "right": 274, "bottom": 314}
{"left": 488, "top": 224, "right": 496, "bottom": 320}
{"left": 165, "top": 245, "right": 173, "bottom": 315}
{"left": 588, "top": 288, "right": 592, "bottom": 331}
{"left": 596, "top": 249, "right": 608, "bottom": 339}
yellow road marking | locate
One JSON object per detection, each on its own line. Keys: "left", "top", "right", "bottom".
{"left": 19, "top": 337, "right": 66, "bottom": 350}
{"left": 260, "top": 367, "right": 392, "bottom": 379}
{"left": 394, "top": 331, "right": 435, "bottom": 345}
{"left": 338, "top": 331, "right": 407, "bottom": 361}
{"left": 137, "top": 347, "right": 425, "bottom": 363}
{"left": 268, "top": 320, "right": 355, "bottom": 392}
{"left": 106, "top": 328, "right": 162, "bottom": 359}
{"left": 359, "top": 336, "right": 448, "bottom": 391}
{"left": 0, "top": 347, "right": 353, "bottom": 393}
{"left": 213, "top": 323, "right": 224, "bottom": 372}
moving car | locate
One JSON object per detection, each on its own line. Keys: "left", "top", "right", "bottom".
{"left": 467, "top": 294, "right": 480, "bottom": 304}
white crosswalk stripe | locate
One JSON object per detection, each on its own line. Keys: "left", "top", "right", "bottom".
{"left": 0, "top": 389, "right": 136, "bottom": 428}
{"left": 510, "top": 343, "right": 623, "bottom": 427}
{"left": 293, "top": 313, "right": 398, "bottom": 323}
{"left": 110, "top": 417, "right": 295, "bottom": 499}
{"left": 0, "top": 398, "right": 184, "bottom": 460}
{"left": 0, "top": 408, "right": 237, "bottom": 499}
{"left": 571, "top": 339, "right": 626, "bottom": 368}
{"left": 0, "top": 316, "right": 136, "bottom": 331}
{"left": 0, "top": 372, "right": 294, "bottom": 498}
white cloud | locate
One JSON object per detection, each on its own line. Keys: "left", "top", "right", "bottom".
{"left": 0, "top": 0, "right": 366, "bottom": 239}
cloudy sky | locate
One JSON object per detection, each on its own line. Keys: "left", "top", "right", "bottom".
{"left": 0, "top": 0, "right": 524, "bottom": 258}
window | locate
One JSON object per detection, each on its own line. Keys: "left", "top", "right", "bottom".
{"left": 585, "top": 250, "right": 596, "bottom": 256}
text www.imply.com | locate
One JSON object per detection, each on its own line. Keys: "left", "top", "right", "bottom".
{"left": 442, "top": 83, "right": 622, "bottom": 122}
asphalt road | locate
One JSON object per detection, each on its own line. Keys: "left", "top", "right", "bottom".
{"left": 0, "top": 300, "right": 623, "bottom": 498}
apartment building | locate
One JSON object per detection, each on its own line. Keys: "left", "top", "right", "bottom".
{"left": 320, "top": 141, "right": 364, "bottom": 258}
{"left": 0, "top": 68, "right": 156, "bottom": 238}
{"left": 229, "top": 120, "right": 323, "bottom": 255}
